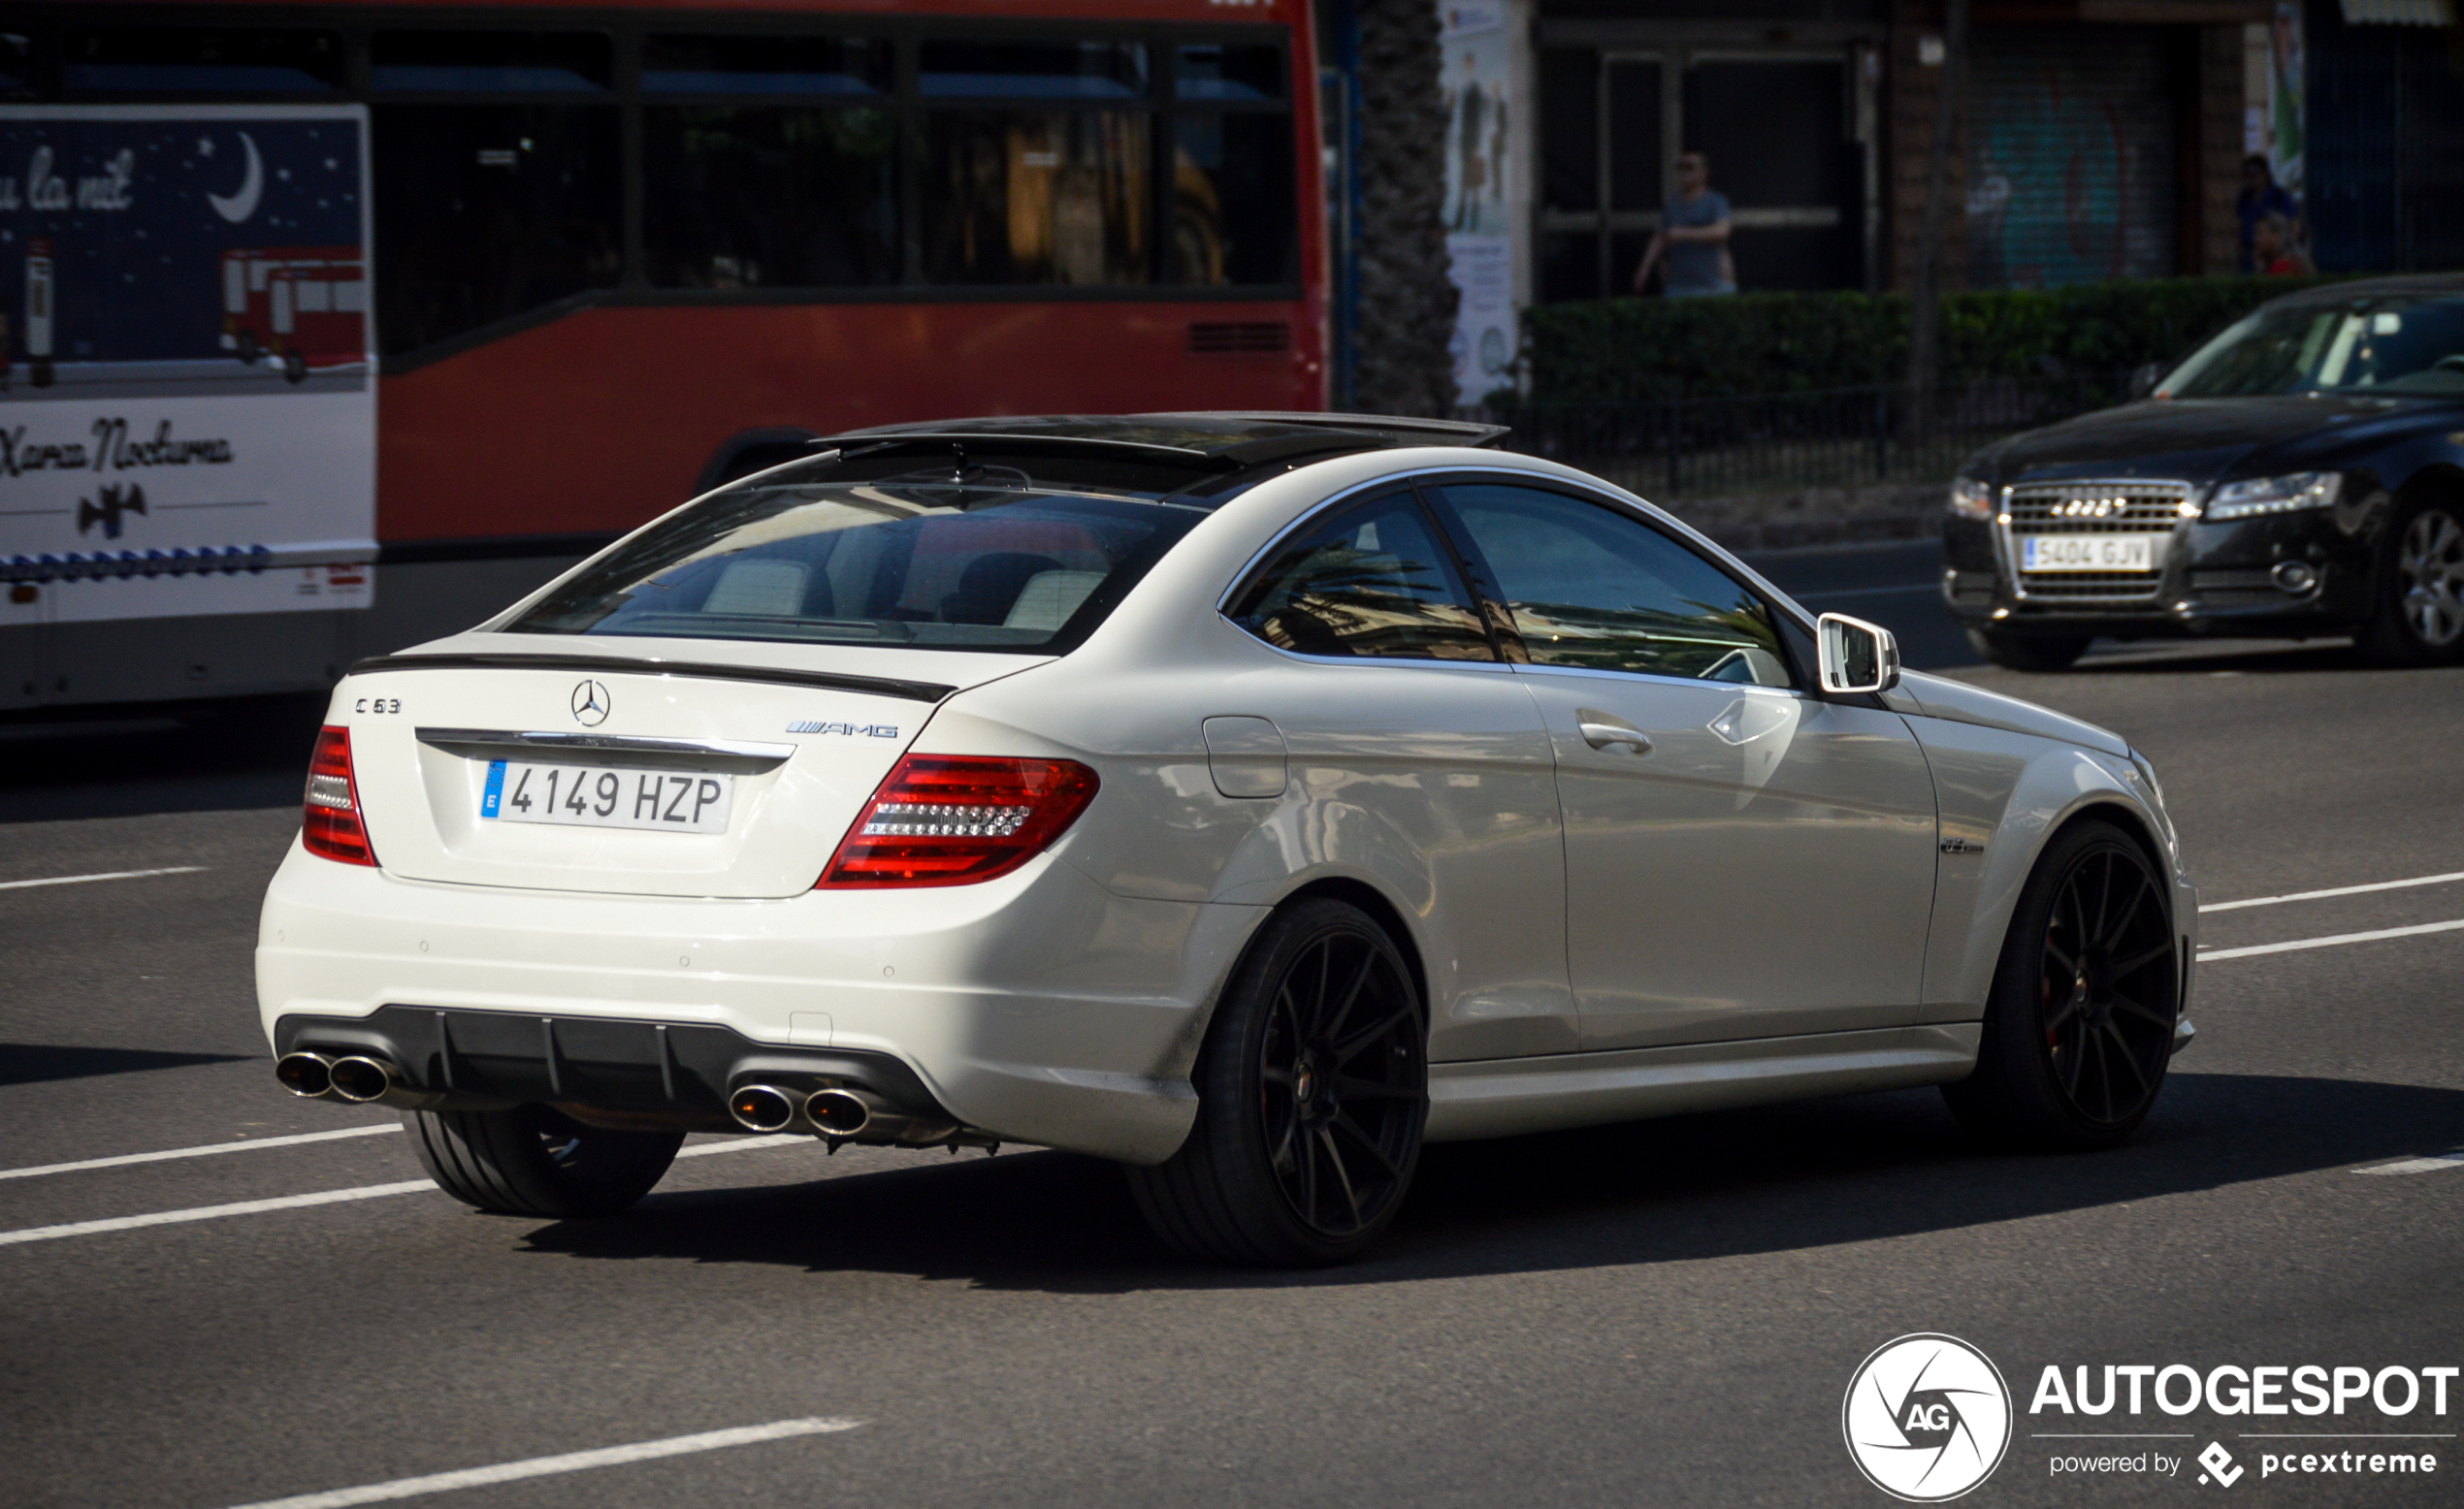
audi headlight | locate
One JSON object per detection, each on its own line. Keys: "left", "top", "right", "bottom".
{"left": 1949, "top": 475, "right": 1996, "bottom": 521}
{"left": 2204, "top": 470, "right": 2342, "bottom": 521}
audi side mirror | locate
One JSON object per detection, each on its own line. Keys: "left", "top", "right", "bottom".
{"left": 1817, "top": 612, "right": 1900, "bottom": 694}
{"left": 2129, "top": 362, "right": 2166, "bottom": 401}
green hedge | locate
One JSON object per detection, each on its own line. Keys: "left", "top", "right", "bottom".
{"left": 1519, "top": 275, "right": 2349, "bottom": 403}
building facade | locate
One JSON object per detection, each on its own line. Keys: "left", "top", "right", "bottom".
{"left": 1316, "top": 0, "right": 2462, "bottom": 404}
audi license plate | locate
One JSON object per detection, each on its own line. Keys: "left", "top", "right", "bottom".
{"left": 482, "top": 761, "right": 733, "bottom": 834}
{"left": 2022, "top": 534, "right": 2155, "bottom": 572}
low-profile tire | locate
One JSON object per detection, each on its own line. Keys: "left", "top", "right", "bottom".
{"left": 405, "top": 1105, "right": 682, "bottom": 1218}
{"left": 1943, "top": 819, "right": 2179, "bottom": 1151}
{"left": 1966, "top": 627, "right": 2091, "bottom": 672}
{"left": 1125, "top": 898, "right": 1428, "bottom": 1267}
{"left": 2358, "top": 496, "right": 2464, "bottom": 667}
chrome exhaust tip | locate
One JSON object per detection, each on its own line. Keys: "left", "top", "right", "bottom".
{"left": 327, "top": 1055, "right": 401, "bottom": 1104}
{"left": 274, "top": 1051, "right": 336, "bottom": 1099}
{"left": 805, "top": 1088, "right": 876, "bottom": 1138}
{"left": 727, "top": 1084, "right": 798, "bottom": 1134}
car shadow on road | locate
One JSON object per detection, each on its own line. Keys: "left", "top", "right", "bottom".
{"left": 2015, "top": 641, "right": 2377, "bottom": 678}
{"left": 513, "top": 1071, "right": 2464, "bottom": 1293}
{"left": 0, "top": 1043, "right": 255, "bottom": 1086}
{"left": 0, "top": 693, "right": 325, "bottom": 823}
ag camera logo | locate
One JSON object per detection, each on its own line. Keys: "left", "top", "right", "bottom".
{"left": 1844, "top": 1333, "right": 2014, "bottom": 1501}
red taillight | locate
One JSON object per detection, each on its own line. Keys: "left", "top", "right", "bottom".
{"left": 302, "top": 724, "right": 377, "bottom": 866}
{"left": 820, "top": 754, "right": 1097, "bottom": 888}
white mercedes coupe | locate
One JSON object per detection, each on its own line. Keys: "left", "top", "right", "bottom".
{"left": 259, "top": 413, "right": 2196, "bottom": 1266}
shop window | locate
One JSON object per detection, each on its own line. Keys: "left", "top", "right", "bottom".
{"left": 371, "top": 32, "right": 611, "bottom": 94}
{"left": 923, "top": 111, "right": 1151, "bottom": 284}
{"left": 1177, "top": 46, "right": 1282, "bottom": 102}
{"left": 372, "top": 105, "right": 620, "bottom": 355}
{"left": 1172, "top": 114, "right": 1296, "bottom": 285}
{"left": 643, "top": 108, "right": 898, "bottom": 287}
{"left": 919, "top": 41, "right": 1149, "bottom": 100}
{"left": 642, "top": 35, "right": 891, "bottom": 97}
{"left": 1540, "top": 48, "right": 1598, "bottom": 213}
{"left": 64, "top": 27, "right": 341, "bottom": 94}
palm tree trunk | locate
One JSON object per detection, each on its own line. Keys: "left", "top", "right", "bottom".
{"left": 1352, "top": 0, "right": 1460, "bottom": 417}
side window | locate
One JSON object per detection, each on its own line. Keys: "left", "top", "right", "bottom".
{"left": 1227, "top": 494, "right": 1494, "bottom": 662}
{"left": 371, "top": 33, "right": 620, "bottom": 357}
{"left": 1435, "top": 483, "right": 1793, "bottom": 686}
{"left": 641, "top": 37, "right": 899, "bottom": 290}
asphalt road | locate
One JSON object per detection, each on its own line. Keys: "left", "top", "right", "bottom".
{"left": 5, "top": 547, "right": 2461, "bottom": 1509}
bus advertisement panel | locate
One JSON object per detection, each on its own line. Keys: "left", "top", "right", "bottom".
{"left": 0, "top": 104, "right": 375, "bottom": 630}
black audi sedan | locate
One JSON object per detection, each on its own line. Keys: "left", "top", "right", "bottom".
{"left": 1943, "top": 274, "right": 2464, "bottom": 670}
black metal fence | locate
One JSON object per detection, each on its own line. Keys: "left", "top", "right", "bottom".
{"left": 1466, "top": 373, "right": 2136, "bottom": 500}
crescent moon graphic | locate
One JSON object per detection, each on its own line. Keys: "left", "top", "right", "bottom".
{"left": 208, "top": 133, "right": 263, "bottom": 224}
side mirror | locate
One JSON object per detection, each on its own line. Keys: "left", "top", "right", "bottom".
{"left": 1817, "top": 612, "right": 1901, "bottom": 694}
{"left": 2128, "top": 362, "right": 2166, "bottom": 400}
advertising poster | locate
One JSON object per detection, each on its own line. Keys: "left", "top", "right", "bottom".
{"left": 2265, "top": 0, "right": 2305, "bottom": 196}
{"left": 1, "top": 105, "right": 375, "bottom": 626}
{"left": 1441, "top": 1, "right": 1518, "bottom": 406}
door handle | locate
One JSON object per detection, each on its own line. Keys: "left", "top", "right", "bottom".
{"left": 1578, "top": 718, "right": 1652, "bottom": 754}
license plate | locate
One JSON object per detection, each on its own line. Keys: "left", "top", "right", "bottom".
{"left": 482, "top": 760, "right": 733, "bottom": 834}
{"left": 2022, "top": 534, "right": 2155, "bottom": 572}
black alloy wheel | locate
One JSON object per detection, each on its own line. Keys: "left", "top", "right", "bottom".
{"left": 406, "top": 1104, "right": 683, "bottom": 1218}
{"left": 2363, "top": 498, "right": 2464, "bottom": 665}
{"left": 1126, "top": 898, "right": 1428, "bottom": 1266}
{"left": 1944, "top": 820, "right": 2178, "bottom": 1150}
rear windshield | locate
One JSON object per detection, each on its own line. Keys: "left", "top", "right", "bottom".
{"left": 503, "top": 450, "right": 1207, "bottom": 651}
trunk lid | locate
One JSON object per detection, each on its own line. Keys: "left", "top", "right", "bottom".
{"left": 336, "top": 639, "right": 1035, "bottom": 898}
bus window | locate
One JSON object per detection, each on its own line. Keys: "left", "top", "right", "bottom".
{"left": 1176, "top": 45, "right": 1284, "bottom": 102}
{"left": 64, "top": 27, "right": 342, "bottom": 95}
{"left": 643, "top": 107, "right": 899, "bottom": 288}
{"left": 0, "top": 33, "right": 34, "bottom": 97}
{"left": 1172, "top": 114, "right": 1297, "bottom": 285}
{"left": 642, "top": 35, "right": 891, "bottom": 97}
{"left": 370, "top": 32, "right": 611, "bottom": 94}
{"left": 918, "top": 40, "right": 1150, "bottom": 100}
{"left": 924, "top": 112, "right": 1151, "bottom": 285}
{"left": 373, "top": 104, "right": 619, "bottom": 355}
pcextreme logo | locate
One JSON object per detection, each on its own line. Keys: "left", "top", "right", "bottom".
{"left": 1844, "top": 1333, "right": 2015, "bottom": 1501}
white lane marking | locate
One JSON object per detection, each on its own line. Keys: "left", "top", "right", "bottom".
{"left": 2203, "top": 870, "right": 2464, "bottom": 914}
{"left": 2355, "top": 1150, "right": 2464, "bottom": 1176}
{"left": 216, "top": 1417, "right": 865, "bottom": 1509}
{"left": 0, "top": 1179, "right": 437, "bottom": 1246}
{"left": 0, "top": 864, "right": 209, "bottom": 891}
{"left": 2197, "top": 917, "right": 2464, "bottom": 962}
{"left": 0, "top": 1123, "right": 402, "bottom": 1182}
{"left": 0, "top": 1134, "right": 808, "bottom": 1247}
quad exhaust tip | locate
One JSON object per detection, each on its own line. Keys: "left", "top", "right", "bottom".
{"left": 274, "top": 1051, "right": 336, "bottom": 1099}
{"left": 805, "top": 1088, "right": 876, "bottom": 1138}
{"left": 727, "top": 1084, "right": 798, "bottom": 1134}
{"left": 327, "top": 1055, "right": 402, "bottom": 1104}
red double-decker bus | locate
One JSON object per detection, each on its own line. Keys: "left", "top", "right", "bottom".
{"left": 0, "top": 4, "right": 1324, "bottom": 710}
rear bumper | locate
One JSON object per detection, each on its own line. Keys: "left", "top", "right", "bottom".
{"left": 255, "top": 837, "right": 1266, "bottom": 1164}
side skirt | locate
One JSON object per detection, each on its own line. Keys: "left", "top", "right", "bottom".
{"left": 1423, "top": 1024, "right": 1983, "bottom": 1142}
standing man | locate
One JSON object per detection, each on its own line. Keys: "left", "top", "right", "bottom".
{"left": 1631, "top": 151, "right": 1735, "bottom": 297}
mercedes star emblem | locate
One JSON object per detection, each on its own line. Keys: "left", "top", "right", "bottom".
{"left": 570, "top": 679, "right": 611, "bottom": 726}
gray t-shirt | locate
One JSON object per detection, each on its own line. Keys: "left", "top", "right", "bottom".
{"left": 1664, "top": 189, "right": 1732, "bottom": 294}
